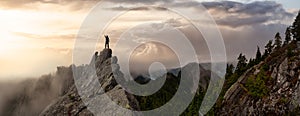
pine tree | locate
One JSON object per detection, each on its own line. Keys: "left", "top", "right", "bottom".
{"left": 274, "top": 32, "right": 282, "bottom": 49}
{"left": 292, "top": 10, "right": 300, "bottom": 41}
{"left": 226, "top": 64, "right": 235, "bottom": 77}
{"left": 236, "top": 53, "right": 247, "bottom": 74}
{"left": 284, "top": 27, "right": 292, "bottom": 44}
{"left": 264, "top": 40, "right": 273, "bottom": 55}
{"left": 247, "top": 58, "right": 255, "bottom": 68}
{"left": 255, "top": 46, "right": 262, "bottom": 63}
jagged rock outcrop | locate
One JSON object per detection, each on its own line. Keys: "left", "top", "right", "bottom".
{"left": 217, "top": 42, "right": 300, "bottom": 115}
{"left": 40, "top": 49, "right": 140, "bottom": 116}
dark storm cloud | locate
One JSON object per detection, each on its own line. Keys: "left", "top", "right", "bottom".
{"left": 202, "top": 1, "right": 294, "bottom": 28}
{"left": 173, "top": 1, "right": 291, "bottom": 16}
{"left": 1, "top": 0, "right": 295, "bottom": 28}
{"left": 105, "top": 1, "right": 295, "bottom": 28}
{"left": 171, "top": 1, "right": 295, "bottom": 28}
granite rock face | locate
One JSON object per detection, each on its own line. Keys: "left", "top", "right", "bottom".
{"left": 217, "top": 43, "right": 300, "bottom": 115}
{"left": 40, "top": 49, "right": 140, "bottom": 116}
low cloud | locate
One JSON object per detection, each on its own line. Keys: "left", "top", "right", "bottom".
{"left": 0, "top": 66, "right": 73, "bottom": 116}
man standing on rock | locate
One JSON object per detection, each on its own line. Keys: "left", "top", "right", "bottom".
{"left": 105, "top": 35, "right": 110, "bottom": 49}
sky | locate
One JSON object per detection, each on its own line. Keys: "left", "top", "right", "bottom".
{"left": 0, "top": 0, "right": 299, "bottom": 80}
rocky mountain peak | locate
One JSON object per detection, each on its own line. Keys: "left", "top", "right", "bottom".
{"left": 40, "top": 49, "right": 140, "bottom": 116}
{"left": 97, "top": 49, "right": 112, "bottom": 63}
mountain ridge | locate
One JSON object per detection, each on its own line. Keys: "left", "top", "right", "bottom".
{"left": 39, "top": 48, "right": 220, "bottom": 116}
{"left": 214, "top": 41, "right": 300, "bottom": 115}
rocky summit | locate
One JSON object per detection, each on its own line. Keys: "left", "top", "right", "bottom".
{"left": 40, "top": 49, "right": 140, "bottom": 116}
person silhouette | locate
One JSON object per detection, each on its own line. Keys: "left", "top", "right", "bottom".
{"left": 104, "top": 35, "right": 110, "bottom": 49}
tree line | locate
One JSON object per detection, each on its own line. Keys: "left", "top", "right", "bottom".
{"left": 227, "top": 10, "right": 300, "bottom": 79}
